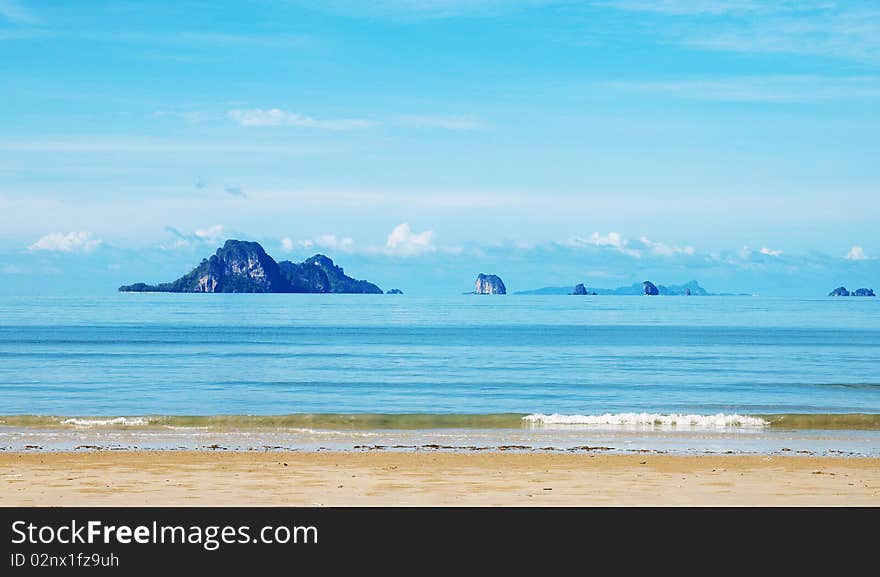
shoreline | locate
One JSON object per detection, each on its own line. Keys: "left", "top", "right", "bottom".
{"left": 4, "top": 415, "right": 880, "bottom": 456}
{"left": 1, "top": 451, "right": 878, "bottom": 506}
{"left": 3, "top": 412, "right": 880, "bottom": 430}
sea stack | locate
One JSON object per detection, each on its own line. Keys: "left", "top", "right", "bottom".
{"left": 572, "top": 283, "right": 588, "bottom": 295}
{"left": 643, "top": 281, "right": 659, "bottom": 296}
{"left": 474, "top": 274, "right": 506, "bottom": 295}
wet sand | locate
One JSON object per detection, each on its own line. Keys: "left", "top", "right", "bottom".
{"left": 1, "top": 451, "right": 878, "bottom": 506}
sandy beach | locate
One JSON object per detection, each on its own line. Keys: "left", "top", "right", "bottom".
{"left": 1, "top": 451, "right": 878, "bottom": 506}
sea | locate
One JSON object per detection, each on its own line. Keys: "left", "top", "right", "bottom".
{"left": 1, "top": 294, "right": 878, "bottom": 455}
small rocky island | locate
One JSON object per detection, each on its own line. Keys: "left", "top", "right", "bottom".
{"left": 474, "top": 274, "right": 506, "bottom": 294}
{"left": 643, "top": 281, "right": 660, "bottom": 296}
{"left": 386, "top": 289, "right": 404, "bottom": 294}
{"left": 119, "top": 240, "right": 383, "bottom": 293}
{"left": 571, "top": 283, "right": 596, "bottom": 295}
{"left": 829, "top": 286, "right": 875, "bottom": 297}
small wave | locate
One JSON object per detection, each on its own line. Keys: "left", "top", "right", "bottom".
{"left": 60, "top": 417, "right": 151, "bottom": 428}
{"left": 523, "top": 413, "right": 769, "bottom": 428}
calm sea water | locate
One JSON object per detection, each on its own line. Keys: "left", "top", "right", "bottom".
{"left": 1, "top": 294, "right": 879, "bottom": 417}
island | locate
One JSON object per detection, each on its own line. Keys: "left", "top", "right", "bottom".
{"left": 517, "top": 280, "right": 719, "bottom": 296}
{"left": 829, "top": 286, "right": 875, "bottom": 297}
{"left": 474, "top": 274, "right": 506, "bottom": 294}
{"left": 386, "top": 289, "right": 404, "bottom": 295}
{"left": 119, "top": 239, "right": 383, "bottom": 293}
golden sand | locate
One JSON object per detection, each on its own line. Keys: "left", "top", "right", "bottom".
{"left": 1, "top": 451, "right": 878, "bottom": 506}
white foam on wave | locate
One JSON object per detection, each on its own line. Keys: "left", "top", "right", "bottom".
{"left": 61, "top": 417, "right": 151, "bottom": 428}
{"left": 523, "top": 413, "right": 768, "bottom": 428}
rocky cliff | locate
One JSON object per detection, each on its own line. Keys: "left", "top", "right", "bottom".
{"left": 474, "top": 274, "right": 506, "bottom": 294}
{"left": 643, "top": 281, "right": 660, "bottom": 296}
{"left": 119, "top": 240, "right": 382, "bottom": 294}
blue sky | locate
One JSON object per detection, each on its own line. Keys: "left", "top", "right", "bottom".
{"left": 1, "top": 0, "right": 878, "bottom": 295}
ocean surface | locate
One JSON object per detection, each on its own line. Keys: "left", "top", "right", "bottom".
{"left": 1, "top": 294, "right": 879, "bottom": 455}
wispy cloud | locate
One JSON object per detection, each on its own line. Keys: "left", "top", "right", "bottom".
{"left": 227, "top": 109, "right": 375, "bottom": 130}
{"left": 296, "top": 234, "right": 356, "bottom": 253}
{"left": 398, "top": 115, "right": 489, "bottom": 130}
{"left": 194, "top": 225, "right": 224, "bottom": 243}
{"left": 594, "top": 1, "right": 780, "bottom": 16}
{"left": 603, "top": 76, "right": 880, "bottom": 103}
{"left": 294, "top": 0, "right": 554, "bottom": 21}
{"left": 0, "top": 0, "right": 38, "bottom": 24}
{"left": 224, "top": 185, "right": 247, "bottom": 199}
{"left": 100, "top": 31, "right": 310, "bottom": 48}
{"left": 563, "top": 232, "right": 697, "bottom": 258}
{"left": 599, "top": 1, "right": 880, "bottom": 64}
{"left": 566, "top": 232, "right": 641, "bottom": 257}
{"left": 739, "top": 245, "right": 784, "bottom": 260}
{"left": 0, "top": 137, "right": 286, "bottom": 153}
{"left": 162, "top": 225, "right": 225, "bottom": 249}
{"left": 28, "top": 231, "right": 101, "bottom": 253}
{"left": 638, "top": 236, "right": 695, "bottom": 256}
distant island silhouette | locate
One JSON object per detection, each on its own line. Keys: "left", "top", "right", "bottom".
{"left": 515, "top": 280, "right": 734, "bottom": 296}
{"left": 119, "top": 240, "right": 382, "bottom": 293}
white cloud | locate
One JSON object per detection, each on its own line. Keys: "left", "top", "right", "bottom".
{"left": 565, "top": 232, "right": 696, "bottom": 258}
{"left": 740, "top": 245, "right": 780, "bottom": 259}
{"left": 638, "top": 236, "right": 695, "bottom": 256}
{"left": 194, "top": 225, "right": 224, "bottom": 243}
{"left": 385, "top": 223, "right": 434, "bottom": 256}
{"left": 586, "top": 231, "right": 627, "bottom": 248}
{"left": 398, "top": 115, "right": 488, "bottom": 130}
{"left": 228, "top": 109, "right": 375, "bottom": 130}
{"left": 845, "top": 246, "right": 871, "bottom": 261}
{"left": 567, "top": 232, "right": 641, "bottom": 256}
{"left": 161, "top": 225, "right": 225, "bottom": 249}
{"left": 295, "top": 234, "right": 356, "bottom": 252}
{"left": 280, "top": 237, "right": 295, "bottom": 252}
{"left": 318, "top": 234, "right": 354, "bottom": 251}
{"left": 28, "top": 232, "right": 101, "bottom": 253}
